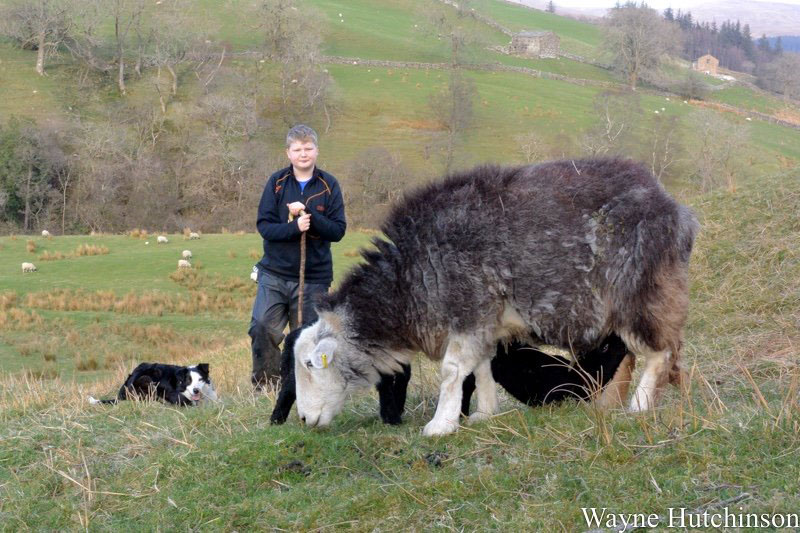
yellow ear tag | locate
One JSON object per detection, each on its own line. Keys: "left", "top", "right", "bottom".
{"left": 321, "top": 354, "right": 328, "bottom": 369}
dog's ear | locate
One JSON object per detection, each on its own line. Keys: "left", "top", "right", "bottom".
{"left": 172, "top": 368, "right": 188, "bottom": 388}
{"left": 197, "top": 363, "right": 209, "bottom": 377}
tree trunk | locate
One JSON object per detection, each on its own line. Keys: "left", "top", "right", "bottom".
{"left": 36, "top": 32, "right": 46, "bottom": 76}
{"left": 167, "top": 64, "right": 178, "bottom": 95}
{"left": 24, "top": 165, "right": 32, "bottom": 232}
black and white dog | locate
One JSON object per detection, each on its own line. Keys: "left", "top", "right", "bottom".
{"left": 89, "top": 363, "right": 218, "bottom": 406}
{"left": 269, "top": 325, "right": 630, "bottom": 425}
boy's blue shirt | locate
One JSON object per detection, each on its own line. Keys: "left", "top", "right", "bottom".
{"left": 256, "top": 165, "right": 347, "bottom": 284}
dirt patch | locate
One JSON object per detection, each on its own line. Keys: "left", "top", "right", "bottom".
{"left": 388, "top": 119, "right": 445, "bottom": 131}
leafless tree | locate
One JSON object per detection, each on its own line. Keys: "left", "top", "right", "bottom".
{"left": 345, "top": 147, "right": 407, "bottom": 228}
{"left": 688, "top": 110, "right": 750, "bottom": 193}
{"left": 641, "top": 113, "right": 683, "bottom": 183}
{"left": 580, "top": 90, "right": 641, "bottom": 156}
{"left": 759, "top": 53, "right": 800, "bottom": 102}
{"left": 0, "top": 0, "right": 73, "bottom": 76}
{"left": 603, "top": 2, "right": 681, "bottom": 89}
{"left": 514, "top": 132, "right": 547, "bottom": 163}
{"left": 258, "top": 0, "right": 333, "bottom": 127}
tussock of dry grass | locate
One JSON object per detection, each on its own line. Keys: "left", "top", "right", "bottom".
{"left": 26, "top": 240, "right": 36, "bottom": 253}
{"left": 128, "top": 228, "right": 149, "bottom": 239}
{"left": 74, "top": 244, "right": 109, "bottom": 256}
{"left": 38, "top": 250, "right": 67, "bottom": 261}
{"left": 23, "top": 288, "right": 251, "bottom": 316}
{"left": 248, "top": 249, "right": 260, "bottom": 260}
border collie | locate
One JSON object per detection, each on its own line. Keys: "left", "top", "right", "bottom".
{"left": 269, "top": 326, "right": 629, "bottom": 425}
{"left": 88, "top": 363, "right": 217, "bottom": 406}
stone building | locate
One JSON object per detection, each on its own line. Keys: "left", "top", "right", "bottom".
{"left": 693, "top": 54, "right": 719, "bottom": 76}
{"left": 509, "top": 31, "right": 560, "bottom": 59}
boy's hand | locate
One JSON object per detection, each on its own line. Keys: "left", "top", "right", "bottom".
{"left": 297, "top": 213, "right": 311, "bottom": 232}
{"left": 287, "top": 202, "right": 306, "bottom": 217}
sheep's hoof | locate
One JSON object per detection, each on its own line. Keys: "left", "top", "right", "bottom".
{"left": 467, "top": 411, "right": 492, "bottom": 425}
{"left": 422, "top": 418, "right": 458, "bottom": 437}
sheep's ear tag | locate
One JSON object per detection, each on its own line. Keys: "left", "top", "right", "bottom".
{"left": 310, "top": 338, "right": 337, "bottom": 369}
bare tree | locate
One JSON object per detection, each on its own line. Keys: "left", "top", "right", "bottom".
{"left": 0, "top": 0, "right": 73, "bottom": 76}
{"left": 346, "top": 147, "right": 407, "bottom": 228}
{"left": 759, "top": 53, "right": 800, "bottom": 102}
{"left": 514, "top": 132, "right": 547, "bottom": 163}
{"left": 641, "top": 113, "right": 683, "bottom": 183}
{"left": 603, "top": 2, "right": 681, "bottom": 89}
{"left": 688, "top": 110, "right": 750, "bottom": 193}
{"left": 259, "top": 0, "right": 333, "bottom": 127}
{"left": 109, "top": 0, "right": 146, "bottom": 95}
{"left": 425, "top": 5, "right": 478, "bottom": 174}
{"left": 580, "top": 90, "right": 641, "bottom": 156}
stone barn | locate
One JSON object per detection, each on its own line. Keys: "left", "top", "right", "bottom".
{"left": 510, "top": 31, "right": 560, "bottom": 59}
{"left": 693, "top": 54, "right": 719, "bottom": 75}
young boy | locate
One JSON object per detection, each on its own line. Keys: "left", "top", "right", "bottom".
{"left": 250, "top": 125, "right": 347, "bottom": 388}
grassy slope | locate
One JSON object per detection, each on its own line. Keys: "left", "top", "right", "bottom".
{"left": 0, "top": 171, "right": 798, "bottom": 530}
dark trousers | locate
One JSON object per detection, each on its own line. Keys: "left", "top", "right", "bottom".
{"left": 249, "top": 269, "right": 329, "bottom": 387}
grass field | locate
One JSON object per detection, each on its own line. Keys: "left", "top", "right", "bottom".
{"left": 1, "top": 168, "right": 799, "bottom": 529}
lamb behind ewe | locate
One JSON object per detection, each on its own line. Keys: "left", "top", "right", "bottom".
{"left": 178, "top": 259, "right": 191, "bottom": 268}
{"left": 21, "top": 262, "right": 37, "bottom": 273}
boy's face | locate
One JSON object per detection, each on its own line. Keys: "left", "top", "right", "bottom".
{"left": 286, "top": 139, "right": 318, "bottom": 174}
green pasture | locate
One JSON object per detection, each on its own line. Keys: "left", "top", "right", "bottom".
{"left": 0, "top": 230, "right": 377, "bottom": 383}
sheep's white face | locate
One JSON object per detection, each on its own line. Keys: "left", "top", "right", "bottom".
{"left": 294, "top": 319, "right": 349, "bottom": 427}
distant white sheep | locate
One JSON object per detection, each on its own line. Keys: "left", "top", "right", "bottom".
{"left": 157, "top": 235, "right": 169, "bottom": 244}
{"left": 182, "top": 250, "right": 192, "bottom": 259}
{"left": 21, "top": 262, "right": 37, "bottom": 273}
{"left": 41, "top": 230, "right": 51, "bottom": 238}
{"left": 178, "top": 259, "right": 192, "bottom": 268}
{"left": 189, "top": 232, "right": 200, "bottom": 240}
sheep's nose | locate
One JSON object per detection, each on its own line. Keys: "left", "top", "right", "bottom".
{"left": 300, "top": 415, "right": 306, "bottom": 423}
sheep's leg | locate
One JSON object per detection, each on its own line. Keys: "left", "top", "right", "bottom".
{"left": 468, "top": 357, "right": 499, "bottom": 424}
{"left": 630, "top": 348, "right": 671, "bottom": 412}
{"left": 423, "top": 335, "right": 486, "bottom": 437}
{"left": 595, "top": 353, "right": 634, "bottom": 409}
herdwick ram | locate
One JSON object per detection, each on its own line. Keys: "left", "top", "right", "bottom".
{"left": 293, "top": 158, "right": 699, "bottom": 436}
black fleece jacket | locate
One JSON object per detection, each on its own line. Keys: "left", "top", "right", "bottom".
{"left": 256, "top": 166, "right": 346, "bottom": 284}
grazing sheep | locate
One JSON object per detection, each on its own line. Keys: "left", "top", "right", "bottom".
{"left": 178, "top": 259, "right": 192, "bottom": 268}
{"left": 21, "top": 262, "right": 37, "bottom": 273}
{"left": 182, "top": 250, "right": 192, "bottom": 259}
{"left": 157, "top": 235, "right": 169, "bottom": 244}
{"left": 189, "top": 232, "right": 200, "bottom": 240}
{"left": 270, "top": 325, "right": 411, "bottom": 425}
{"left": 41, "top": 230, "right": 51, "bottom": 238}
{"left": 292, "top": 158, "right": 699, "bottom": 435}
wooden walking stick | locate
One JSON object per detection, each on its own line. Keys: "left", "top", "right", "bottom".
{"left": 297, "top": 210, "right": 307, "bottom": 326}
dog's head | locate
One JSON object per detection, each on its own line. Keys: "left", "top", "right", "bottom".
{"left": 176, "top": 363, "right": 212, "bottom": 402}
